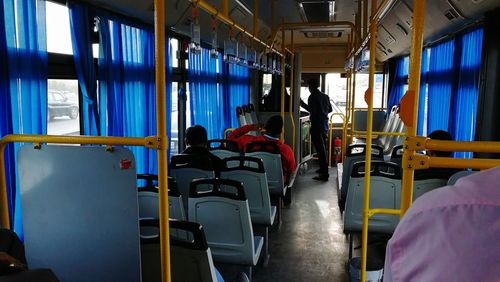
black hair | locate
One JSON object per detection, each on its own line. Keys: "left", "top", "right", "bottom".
{"left": 265, "top": 115, "right": 283, "bottom": 136}
{"left": 428, "top": 130, "right": 452, "bottom": 157}
{"left": 308, "top": 78, "right": 320, "bottom": 89}
{"left": 185, "top": 125, "right": 208, "bottom": 147}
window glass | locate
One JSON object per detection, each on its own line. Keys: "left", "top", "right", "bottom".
{"left": 47, "top": 79, "right": 80, "bottom": 135}
{"left": 46, "top": 2, "right": 73, "bottom": 54}
{"left": 353, "top": 73, "right": 384, "bottom": 109}
{"left": 171, "top": 38, "right": 179, "bottom": 68}
{"left": 324, "top": 73, "right": 347, "bottom": 123}
{"left": 171, "top": 82, "right": 179, "bottom": 155}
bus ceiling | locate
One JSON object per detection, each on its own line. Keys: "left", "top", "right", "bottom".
{"left": 78, "top": 0, "right": 498, "bottom": 64}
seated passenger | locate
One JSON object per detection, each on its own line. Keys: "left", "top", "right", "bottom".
{"left": 427, "top": 130, "right": 453, "bottom": 157}
{"left": 228, "top": 115, "right": 296, "bottom": 184}
{"left": 383, "top": 166, "right": 500, "bottom": 281}
{"left": 182, "top": 125, "right": 223, "bottom": 173}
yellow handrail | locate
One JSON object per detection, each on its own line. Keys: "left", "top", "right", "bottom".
{"left": 224, "top": 128, "right": 236, "bottom": 139}
{"left": 328, "top": 113, "right": 346, "bottom": 167}
{"left": 289, "top": 31, "right": 296, "bottom": 152}
{"left": 154, "top": 0, "right": 171, "bottom": 280}
{"left": 280, "top": 18, "right": 286, "bottom": 142}
{"left": 352, "top": 130, "right": 406, "bottom": 137}
{"left": 360, "top": 0, "right": 378, "bottom": 280}
{"left": 0, "top": 135, "right": 157, "bottom": 229}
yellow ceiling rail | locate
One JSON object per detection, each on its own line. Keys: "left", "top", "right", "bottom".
{"left": 154, "top": 0, "right": 171, "bottom": 280}
{"left": 191, "top": 0, "right": 283, "bottom": 57}
{"left": 360, "top": 0, "right": 379, "bottom": 280}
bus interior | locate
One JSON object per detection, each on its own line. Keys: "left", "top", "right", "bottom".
{"left": 0, "top": 0, "right": 499, "bottom": 281}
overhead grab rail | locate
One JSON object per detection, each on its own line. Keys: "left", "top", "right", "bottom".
{"left": 190, "top": 0, "right": 284, "bottom": 57}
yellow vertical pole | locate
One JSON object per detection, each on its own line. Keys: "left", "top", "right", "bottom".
{"left": 360, "top": 0, "right": 378, "bottom": 281}
{"left": 0, "top": 146, "right": 10, "bottom": 229}
{"left": 253, "top": 0, "right": 259, "bottom": 37}
{"left": 343, "top": 71, "right": 350, "bottom": 161}
{"left": 400, "top": 0, "right": 426, "bottom": 216}
{"left": 363, "top": 0, "right": 368, "bottom": 39}
{"left": 350, "top": 70, "right": 356, "bottom": 144}
{"left": 154, "top": 0, "right": 171, "bottom": 281}
{"left": 222, "top": 0, "right": 229, "bottom": 17}
{"left": 280, "top": 19, "right": 286, "bottom": 141}
{"left": 289, "top": 30, "right": 296, "bottom": 152}
{"left": 357, "top": 0, "right": 362, "bottom": 46}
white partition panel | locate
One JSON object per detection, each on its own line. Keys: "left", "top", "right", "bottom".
{"left": 18, "top": 145, "right": 141, "bottom": 282}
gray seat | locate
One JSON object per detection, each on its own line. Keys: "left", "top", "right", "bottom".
{"left": 220, "top": 156, "right": 276, "bottom": 226}
{"left": 377, "top": 106, "right": 398, "bottom": 147}
{"left": 413, "top": 169, "right": 462, "bottom": 201}
{"left": 447, "top": 170, "right": 476, "bottom": 185}
{"left": 339, "top": 144, "right": 384, "bottom": 212}
{"left": 389, "top": 145, "right": 404, "bottom": 167}
{"left": 237, "top": 106, "right": 248, "bottom": 126}
{"left": 137, "top": 175, "right": 186, "bottom": 221}
{"left": 170, "top": 154, "right": 216, "bottom": 212}
{"left": 343, "top": 161, "right": 402, "bottom": 234}
{"left": 245, "top": 141, "right": 286, "bottom": 197}
{"left": 139, "top": 219, "right": 219, "bottom": 282}
{"left": 248, "top": 104, "right": 258, "bottom": 125}
{"left": 189, "top": 178, "right": 264, "bottom": 266}
{"left": 208, "top": 139, "right": 241, "bottom": 160}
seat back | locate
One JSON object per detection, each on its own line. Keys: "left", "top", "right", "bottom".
{"left": 188, "top": 178, "right": 259, "bottom": 265}
{"left": 140, "top": 219, "right": 218, "bottom": 282}
{"left": 220, "top": 156, "right": 274, "bottom": 226}
{"left": 236, "top": 106, "right": 247, "bottom": 126}
{"left": 447, "top": 170, "right": 476, "bottom": 185}
{"left": 378, "top": 106, "right": 398, "bottom": 146}
{"left": 208, "top": 139, "right": 241, "bottom": 160}
{"left": 138, "top": 176, "right": 185, "bottom": 221}
{"left": 383, "top": 113, "right": 402, "bottom": 153}
{"left": 389, "top": 145, "right": 404, "bottom": 167}
{"left": 170, "top": 154, "right": 215, "bottom": 211}
{"left": 340, "top": 144, "right": 384, "bottom": 211}
{"left": 343, "top": 161, "right": 402, "bottom": 234}
{"left": 242, "top": 105, "right": 254, "bottom": 124}
{"left": 248, "top": 103, "right": 258, "bottom": 125}
{"left": 413, "top": 169, "right": 461, "bottom": 201}
{"left": 245, "top": 141, "right": 285, "bottom": 196}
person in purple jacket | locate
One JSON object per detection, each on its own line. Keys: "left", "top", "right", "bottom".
{"left": 383, "top": 166, "right": 500, "bottom": 281}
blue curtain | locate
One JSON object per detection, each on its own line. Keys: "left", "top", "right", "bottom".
{"left": 417, "top": 48, "right": 429, "bottom": 135}
{"left": 387, "top": 56, "right": 408, "bottom": 110}
{"left": 449, "top": 28, "right": 483, "bottom": 158}
{"left": 1, "top": 0, "right": 47, "bottom": 236}
{"left": 98, "top": 16, "right": 172, "bottom": 174}
{"left": 426, "top": 39, "right": 455, "bottom": 133}
{"left": 188, "top": 48, "right": 225, "bottom": 140}
{"left": 224, "top": 63, "right": 250, "bottom": 129}
{"left": 68, "top": 2, "right": 99, "bottom": 135}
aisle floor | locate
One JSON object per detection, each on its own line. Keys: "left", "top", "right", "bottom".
{"left": 253, "top": 166, "right": 349, "bottom": 282}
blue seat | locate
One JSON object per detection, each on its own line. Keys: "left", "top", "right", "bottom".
{"left": 220, "top": 156, "right": 276, "bottom": 226}
{"left": 170, "top": 154, "right": 216, "bottom": 212}
{"left": 339, "top": 144, "right": 384, "bottom": 212}
{"left": 139, "top": 219, "right": 221, "bottom": 282}
{"left": 343, "top": 161, "right": 402, "bottom": 234}
{"left": 413, "top": 168, "right": 462, "bottom": 201}
{"left": 208, "top": 139, "right": 241, "bottom": 160}
{"left": 188, "top": 178, "right": 263, "bottom": 267}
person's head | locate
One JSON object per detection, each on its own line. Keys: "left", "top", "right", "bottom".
{"left": 185, "top": 125, "right": 208, "bottom": 148}
{"left": 264, "top": 115, "right": 284, "bottom": 138}
{"left": 308, "top": 78, "right": 320, "bottom": 92}
{"left": 427, "top": 130, "right": 452, "bottom": 157}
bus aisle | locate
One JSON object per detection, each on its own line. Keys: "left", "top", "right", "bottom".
{"left": 254, "top": 166, "right": 349, "bottom": 282}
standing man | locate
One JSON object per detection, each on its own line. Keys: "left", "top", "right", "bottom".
{"left": 301, "top": 78, "right": 332, "bottom": 181}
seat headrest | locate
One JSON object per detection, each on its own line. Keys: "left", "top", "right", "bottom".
{"left": 221, "top": 156, "right": 265, "bottom": 173}
{"left": 351, "top": 161, "right": 401, "bottom": 179}
{"left": 236, "top": 107, "right": 244, "bottom": 116}
{"left": 248, "top": 103, "right": 255, "bottom": 112}
{"left": 414, "top": 168, "right": 463, "bottom": 181}
{"left": 189, "top": 178, "right": 246, "bottom": 201}
{"left": 139, "top": 219, "right": 209, "bottom": 251}
{"left": 346, "top": 144, "right": 384, "bottom": 157}
{"left": 246, "top": 141, "right": 280, "bottom": 154}
{"left": 242, "top": 105, "right": 250, "bottom": 113}
{"left": 137, "top": 176, "right": 180, "bottom": 196}
{"left": 207, "top": 139, "right": 240, "bottom": 152}
{"left": 170, "top": 154, "right": 215, "bottom": 171}
{"left": 390, "top": 145, "right": 404, "bottom": 159}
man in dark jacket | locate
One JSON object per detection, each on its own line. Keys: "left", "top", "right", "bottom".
{"left": 182, "top": 125, "right": 224, "bottom": 174}
{"left": 301, "top": 78, "right": 332, "bottom": 181}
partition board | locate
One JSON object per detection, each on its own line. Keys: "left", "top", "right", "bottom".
{"left": 18, "top": 145, "right": 141, "bottom": 282}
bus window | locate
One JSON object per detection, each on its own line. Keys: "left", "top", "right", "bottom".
{"left": 47, "top": 80, "right": 80, "bottom": 136}
{"left": 46, "top": 1, "right": 73, "bottom": 55}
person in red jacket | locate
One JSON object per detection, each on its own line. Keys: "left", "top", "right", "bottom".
{"left": 229, "top": 115, "right": 296, "bottom": 185}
